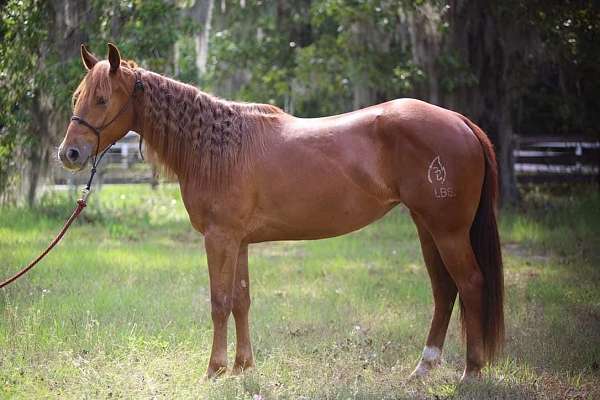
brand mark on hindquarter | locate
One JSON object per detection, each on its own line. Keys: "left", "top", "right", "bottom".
{"left": 427, "top": 155, "right": 456, "bottom": 199}
{"left": 434, "top": 187, "right": 456, "bottom": 199}
{"left": 427, "top": 156, "right": 446, "bottom": 184}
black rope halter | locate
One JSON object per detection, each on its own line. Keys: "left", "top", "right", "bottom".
{"left": 70, "top": 70, "right": 144, "bottom": 197}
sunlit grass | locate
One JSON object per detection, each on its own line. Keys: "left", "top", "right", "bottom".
{"left": 1, "top": 184, "right": 599, "bottom": 398}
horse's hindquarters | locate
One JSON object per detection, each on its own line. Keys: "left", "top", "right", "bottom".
{"left": 379, "top": 99, "right": 486, "bottom": 231}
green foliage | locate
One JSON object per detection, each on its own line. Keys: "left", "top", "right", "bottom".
{"left": 294, "top": 38, "right": 354, "bottom": 116}
{"left": 437, "top": 51, "right": 478, "bottom": 93}
{"left": 205, "top": 1, "right": 304, "bottom": 107}
{"left": 296, "top": 0, "right": 424, "bottom": 115}
{"left": 514, "top": 0, "right": 600, "bottom": 136}
{"left": 174, "top": 35, "right": 200, "bottom": 85}
{"left": 206, "top": 0, "right": 426, "bottom": 116}
{"left": 0, "top": 0, "right": 48, "bottom": 196}
{"left": 88, "top": 0, "right": 186, "bottom": 73}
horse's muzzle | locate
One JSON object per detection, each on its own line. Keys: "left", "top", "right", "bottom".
{"left": 58, "top": 144, "right": 91, "bottom": 171}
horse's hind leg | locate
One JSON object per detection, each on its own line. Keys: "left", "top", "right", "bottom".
{"left": 432, "top": 229, "right": 486, "bottom": 380}
{"left": 409, "top": 212, "right": 458, "bottom": 378}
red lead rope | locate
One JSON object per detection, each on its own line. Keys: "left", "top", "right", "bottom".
{"left": 0, "top": 197, "right": 87, "bottom": 289}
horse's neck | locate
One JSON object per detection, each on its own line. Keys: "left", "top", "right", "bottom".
{"left": 137, "top": 71, "right": 274, "bottom": 185}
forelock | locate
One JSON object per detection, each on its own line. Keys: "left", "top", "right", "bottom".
{"left": 72, "top": 61, "right": 112, "bottom": 110}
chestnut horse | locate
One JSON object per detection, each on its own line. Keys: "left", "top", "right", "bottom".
{"left": 58, "top": 44, "right": 503, "bottom": 381}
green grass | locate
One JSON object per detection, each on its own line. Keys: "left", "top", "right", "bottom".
{"left": 1, "top": 184, "right": 599, "bottom": 399}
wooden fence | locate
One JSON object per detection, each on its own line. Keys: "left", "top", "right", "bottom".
{"left": 54, "top": 132, "right": 600, "bottom": 186}
{"left": 513, "top": 135, "right": 600, "bottom": 183}
{"left": 53, "top": 132, "right": 155, "bottom": 186}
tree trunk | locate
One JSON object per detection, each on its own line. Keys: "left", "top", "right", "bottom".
{"left": 497, "top": 101, "right": 519, "bottom": 204}
{"left": 402, "top": 3, "right": 443, "bottom": 104}
{"left": 26, "top": 148, "right": 41, "bottom": 207}
{"left": 27, "top": 90, "right": 50, "bottom": 207}
{"left": 21, "top": 0, "right": 90, "bottom": 205}
{"left": 443, "top": 0, "right": 523, "bottom": 205}
{"left": 349, "top": 21, "right": 377, "bottom": 109}
{"left": 189, "top": 0, "right": 214, "bottom": 79}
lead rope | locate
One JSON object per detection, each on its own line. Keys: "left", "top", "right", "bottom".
{"left": 0, "top": 141, "right": 121, "bottom": 289}
{"left": 0, "top": 141, "right": 114, "bottom": 290}
{"left": 0, "top": 197, "right": 87, "bottom": 289}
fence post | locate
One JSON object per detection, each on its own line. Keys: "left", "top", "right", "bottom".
{"left": 121, "top": 143, "right": 129, "bottom": 169}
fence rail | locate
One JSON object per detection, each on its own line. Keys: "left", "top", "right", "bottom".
{"left": 513, "top": 135, "right": 600, "bottom": 183}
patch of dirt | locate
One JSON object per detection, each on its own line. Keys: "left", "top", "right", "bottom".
{"left": 503, "top": 242, "right": 552, "bottom": 263}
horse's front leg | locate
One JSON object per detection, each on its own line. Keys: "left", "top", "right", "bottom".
{"left": 232, "top": 243, "right": 254, "bottom": 373}
{"left": 204, "top": 228, "right": 241, "bottom": 378}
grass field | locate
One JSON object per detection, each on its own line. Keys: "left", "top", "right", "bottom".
{"left": 1, "top": 184, "right": 599, "bottom": 399}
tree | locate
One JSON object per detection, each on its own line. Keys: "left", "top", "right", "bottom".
{"left": 0, "top": 0, "right": 53, "bottom": 205}
{"left": 0, "top": 0, "right": 188, "bottom": 204}
{"left": 441, "top": 0, "right": 600, "bottom": 203}
{"left": 440, "top": 0, "right": 536, "bottom": 204}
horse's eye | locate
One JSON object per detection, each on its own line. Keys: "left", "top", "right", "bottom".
{"left": 97, "top": 97, "right": 107, "bottom": 105}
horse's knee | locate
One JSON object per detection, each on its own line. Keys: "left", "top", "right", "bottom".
{"left": 233, "top": 296, "right": 250, "bottom": 316}
{"left": 211, "top": 295, "right": 232, "bottom": 322}
{"left": 233, "top": 288, "right": 250, "bottom": 312}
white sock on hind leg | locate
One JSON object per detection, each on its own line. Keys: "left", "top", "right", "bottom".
{"left": 412, "top": 346, "right": 442, "bottom": 376}
{"left": 422, "top": 346, "right": 441, "bottom": 363}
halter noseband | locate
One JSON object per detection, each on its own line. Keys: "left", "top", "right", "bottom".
{"left": 70, "top": 70, "right": 144, "bottom": 193}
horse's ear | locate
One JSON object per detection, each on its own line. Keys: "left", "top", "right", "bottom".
{"left": 81, "top": 44, "right": 98, "bottom": 70}
{"left": 107, "top": 43, "right": 121, "bottom": 73}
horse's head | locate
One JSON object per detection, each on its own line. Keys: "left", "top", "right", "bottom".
{"left": 58, "top": 43, "right": 138, "bottom": 171}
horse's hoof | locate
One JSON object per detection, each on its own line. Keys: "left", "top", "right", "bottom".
{"left": 205, "top": 364, "right": 227, "bottom": 380}
{"left": 460, "top": 369, "right": 482, "bottom": 383}
{"left": 408, "top": 346, "right": 442, "bottom": 380}
{"left": 231, "top": 360, "right": 254, "bottom": 375}
{"left": 408, "top": 362, "right": 431, "bottom": 380}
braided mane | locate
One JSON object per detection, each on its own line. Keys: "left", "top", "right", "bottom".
{"left": 138, "top": 69, "right": 283, "bottom": 186}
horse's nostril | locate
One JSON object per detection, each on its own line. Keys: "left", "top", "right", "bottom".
{"left": 67, "top": 148, "right": 80, "bottom": 162}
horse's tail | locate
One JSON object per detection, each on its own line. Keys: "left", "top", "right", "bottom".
{"left": 459, "top": 115, "right": 505, "bottom": 362}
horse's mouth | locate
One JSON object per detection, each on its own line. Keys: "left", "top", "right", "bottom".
{"left": 61, "top": 156, "right": 90, "bottom": 173}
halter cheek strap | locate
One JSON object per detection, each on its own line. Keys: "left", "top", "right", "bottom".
{"left": 70, "top": 70, "right": 144, "bottom": 193}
